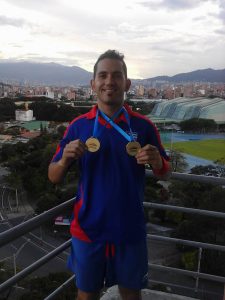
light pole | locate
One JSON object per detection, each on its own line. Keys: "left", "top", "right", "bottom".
{"left": 7, "top": 192, "right": 12, "bottom": 211}
{"left": 0, "top": 185, "right": 20, "bottom": 212}
{"left": 170, "top": 128, "right": 174, "bottom": 152}
{"left": 12, "top": 239, "right": 31, "bottom": 276}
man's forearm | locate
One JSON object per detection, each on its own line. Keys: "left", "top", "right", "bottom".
{"left": 152, "top": 157, "right": 171, "bottom": 180}
{"left": 48, "top": 160, "right": 70, "bottom": 184}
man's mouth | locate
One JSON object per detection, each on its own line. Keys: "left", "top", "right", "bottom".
{"left": 102, "top": 89, "right": 117, "bottom": 96}
{"left": 103, "top": 89, "right": 115, "bottom": 92}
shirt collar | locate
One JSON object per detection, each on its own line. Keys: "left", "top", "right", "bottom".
{"left": 86, "top": 103, "right": 133, "bottom": 124}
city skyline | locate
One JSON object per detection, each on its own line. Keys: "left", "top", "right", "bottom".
{"left": 0, "top": 0, "right": 225, "bottom": 79}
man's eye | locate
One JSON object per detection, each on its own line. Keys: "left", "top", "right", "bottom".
{"left": 98, "top": 74, "right": 106, "bottom": 78}
{"left": 114, "top": 73, "right": 123, "bottom": 79}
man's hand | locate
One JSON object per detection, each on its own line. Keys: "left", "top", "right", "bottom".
{"left": 48, "top": 139, "right": 87, "bottom": 184}
{"left": 59, "top": 139, "right": 87, "bottom": 167}
{"left": 136, "top": 144, "right": 163, "bottom": 170}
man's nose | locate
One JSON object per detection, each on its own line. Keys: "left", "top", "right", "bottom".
{"left": 105, "top": 74, "right": 115, "bottom": 85}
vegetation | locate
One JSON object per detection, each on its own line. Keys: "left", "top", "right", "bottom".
{"left": 1, "top": 134, "right": 55, "bottom": 194}
{"left": 163, "top": 139, "right": 225, "bottom": 161}
{"left": 30, "top": 102, "right": 90, "bottom": 121}
{"left": 126, "top": 100, "right": 155, "bottom": 115}
{"left": 166, "top": 165, "right": 225, "bottom": 276}
{"left": 0, "top": 269, "right": 77, "bottom": 300}
{"left": 181, "top": 250, "right": 198, "bottom": 271}
{"left": 168, "top": 149, "right": 188, "bottom": 172}
{"left": 19, "top": 272, "right": 77, "bottom": 299}
{"left": 145, "top": 164, "right": 225, "bottom": 276}
{"left": 0, "top": 99, "right": 16, "bottom": 121}
{"left": 0, "top": 131, "right": 78, "bottom": 213}
{"left": 0, "top": 97, "right": 90, "bottom": 122}
{"left": 191, "top": 164, "right": 225, "bottom": 176}
{"left": 179, "top": 118, "right": 217, "bottom": 132}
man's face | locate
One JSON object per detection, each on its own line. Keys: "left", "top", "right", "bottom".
{"left": 91, "top": 58, "right": 131, "bottom": 108}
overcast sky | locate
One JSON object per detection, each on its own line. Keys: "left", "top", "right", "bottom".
{"left": 0, "top": 0, "right": 225, "bottom": 78}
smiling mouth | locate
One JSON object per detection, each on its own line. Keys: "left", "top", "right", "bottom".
{"left": 102, "top": 89, "right": 116, "bottom": 96}
{"left": 103, "top": 89, "right": 115, "bottom": 92}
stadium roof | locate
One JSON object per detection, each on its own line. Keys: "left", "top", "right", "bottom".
{"left": 148, "top": 97, "right": 225, "bottom": 124}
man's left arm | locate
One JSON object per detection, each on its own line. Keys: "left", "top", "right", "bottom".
{"left": 136, "top": 144, "right": 171, "bottom": 180}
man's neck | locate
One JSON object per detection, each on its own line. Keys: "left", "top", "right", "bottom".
{"left": 97, "top": 103, "right": 124, "bottom": 118}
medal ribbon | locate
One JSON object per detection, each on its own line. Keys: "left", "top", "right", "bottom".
{"left": 92, "top": 107, "right": 124, "bottom": 138}
{"left": 99, "top": 107, "right": 135, "bottom": 142}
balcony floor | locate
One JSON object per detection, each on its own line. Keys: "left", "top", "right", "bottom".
{"left": 101, "top": 286, "right": 199, "bottom": 300}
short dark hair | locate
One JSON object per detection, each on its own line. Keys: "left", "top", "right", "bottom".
{"left": 93, "top": 50, "right": 127, "bottom": 79}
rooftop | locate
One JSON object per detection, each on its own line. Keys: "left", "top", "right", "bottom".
{"left": 149, "top": 97, "right": 225, "bottom": 124}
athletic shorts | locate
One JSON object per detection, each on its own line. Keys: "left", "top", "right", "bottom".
{"left": 67, "top": 237, "right": 148, "bottom": 292}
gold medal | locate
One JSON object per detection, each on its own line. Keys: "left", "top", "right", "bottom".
{"left": 126, "top": 141, "right": 141, "bottom": 156}
{"left": 85, "top": 137, "right": 100, "bottom": 152}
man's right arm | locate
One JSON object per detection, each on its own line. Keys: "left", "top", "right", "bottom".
{"left": 48, "top": 139, "right": 87, "bottom": 184}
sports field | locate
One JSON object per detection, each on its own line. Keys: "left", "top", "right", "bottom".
{"left": 163, "top": 139, "right": 225, "bottom": 161}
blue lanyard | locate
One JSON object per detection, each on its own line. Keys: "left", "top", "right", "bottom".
{"left": 92, "top": 107, "right": 124, "bottom": 138}
{"left": 99, "top": 107, "right": 135, "bottom": 142}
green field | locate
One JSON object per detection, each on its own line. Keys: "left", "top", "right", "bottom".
{"left": 163, "top": 139, "right": 225, "bottom": 161}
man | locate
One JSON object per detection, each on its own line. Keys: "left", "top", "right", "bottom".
{"left": 48, "top": 50, "right": 170, "bottom": 300}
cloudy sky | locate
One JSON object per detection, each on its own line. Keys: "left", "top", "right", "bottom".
{"left": 0, "top": 0, "right": 225, "bottom": 78}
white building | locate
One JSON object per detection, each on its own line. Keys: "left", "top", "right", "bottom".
{"left": 15, "top": 109, "right": 34, "bottom": 121}
{"left": 46, "top": 88, "right": 55, "bottom": 99}
{"left": 15, "top": 103, "right": 35, "bottom": 121}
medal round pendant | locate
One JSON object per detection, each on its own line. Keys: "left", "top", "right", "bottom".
{"left": 126, "top": 141, "right": 141, "bottom": 156}
{"left": 85, "top": 137, "right": 100, "bottom": 152}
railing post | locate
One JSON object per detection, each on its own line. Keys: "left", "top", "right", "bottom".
{"left": 13, "top": 253, "right": 16, "bottom": 276}
{"left": 195, "top": 247, "right": 202, "bottom": 294}
{"left": 15, "top": 188, "right": 19, "bottom": 212}
{"left": 40, "top": 225, "right": 43, "bottom": 245}
{"left": 1, "top": 186, "right": 6, "bottom": 209}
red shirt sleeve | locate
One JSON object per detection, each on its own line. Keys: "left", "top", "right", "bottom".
{"left": 152, "top": 156, "right": 171, "bottom": 177}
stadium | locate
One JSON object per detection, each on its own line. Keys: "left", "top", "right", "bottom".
{"left": 148, "top": 97, "right": 225, "bottom": 124}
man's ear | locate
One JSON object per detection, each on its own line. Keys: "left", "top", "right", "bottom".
{"left": 125, "top": 79, "right": 131, "bottom": 92}
{"left": 90, "top": 79, "right": 95, "bottom": 92}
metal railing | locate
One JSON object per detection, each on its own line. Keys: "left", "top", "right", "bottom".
{"left": 0, "top": 171, "right": 225, "bottom": 299}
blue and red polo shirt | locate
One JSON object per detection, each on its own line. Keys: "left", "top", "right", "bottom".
{"left": 52, "top": 103, "right": 169, "bottom": 244}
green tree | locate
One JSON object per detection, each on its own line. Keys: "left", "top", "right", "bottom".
{"left": 215, "top": 157, "right": 225, "bottom": 166}
{"left": 191, "top": 164, "right": 225, "bottom": 177}
{"left": 181, "top": 250, "right": 198, "bottom": 271}
{"left": 35, "top": 193, "right": 60, "bottom": 214}
{"left": 0, "top": 99, "right": 16, "bottom": 121}
{"left": 20, "top": 272, "right": 77, "bottom": 300}
{"left": 30, "top": 101, "right": 83, "bottom": 122}
{"left": 4, "top": 172, "right": 23, "bottom": 189}
{"left": 169, "top": 149, "right": 188, "bottom": 172}
{"left": 179, "top": 118, "right": 217, "bottom": 132}
{"left": 0, "top": 132, "right": 79, "bottom": 210}
{"left": 170, "top": 178, "right": 225, "bottom": 276}
{"left": 0, "top": 144, "right": 17, "bottom": 162}
{"left": 57, "top": 125, "right": 67, "bottom": 139}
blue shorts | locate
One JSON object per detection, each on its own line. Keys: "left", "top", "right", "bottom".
{"left": 67, "top": 237, "right": 148, "bottom": 292}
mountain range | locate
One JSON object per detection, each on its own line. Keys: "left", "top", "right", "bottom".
{"left": 142, "top": 68, "right": 225, "bottom": 85}
{"left": 0, "top": 62, "right": 92, "bottom": 86}
{"left": 0, "top": 61, "right": 224, "bottom": 86}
